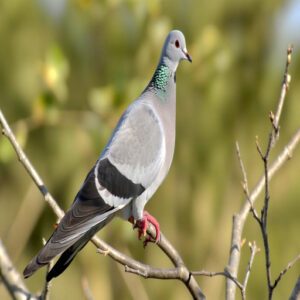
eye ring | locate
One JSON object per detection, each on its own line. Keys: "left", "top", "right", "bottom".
{"left": 175, "top": 40, "right": 180, "bottom": 48}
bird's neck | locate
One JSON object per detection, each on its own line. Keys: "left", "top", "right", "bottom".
{"left": 148, "top": 63, "right": 176, "bottom": 102}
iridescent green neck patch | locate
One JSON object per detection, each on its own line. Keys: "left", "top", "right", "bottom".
{"left": 150, "top": 64, "right": 172, "bottom": 93}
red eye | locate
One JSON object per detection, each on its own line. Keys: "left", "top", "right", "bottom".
{"left": 175, "top": 40, "right": 180, "bottom": 48}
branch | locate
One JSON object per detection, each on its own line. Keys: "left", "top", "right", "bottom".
{"left": 273, "top": 253, "right": 300, "bottom": 290}
{"left": 0, "top": 109, "right": 205, "bottom": 300}
{"left": 227, "top": 127, "right": 300, "bottom": 299}
{"left": 192, "top": 241, "right": 259, "bottom": 300}
{"left": 236, "top": 142, "right": 260, "bottom": 221}
{"left": 254, "top": 45, "right": 293, "bottom": 300}
{"left": 0, "top": 240, "right": 38, "bottom": 300}
{"left": 226, "top": 46, "right": 299, "bottom": 299}
{"left": 95, "top": 226, "right": 204, "bottom": 298}
{"left": 241, "top": 241, "right": 259, "bottom": 300}
{"left": 81, "top": 276, "right": 95, "bottom": 300}
{"left": 39, "top": 239, "right": 53, "bottom": 300}
{"left": 192, "top": 269, "right": 243, "bottom": 291}
{"left": 272, "top": 46, "right": 293, "bottom": 132}
{"left": 0, "top": 110, "right": 64, "bottom": 221}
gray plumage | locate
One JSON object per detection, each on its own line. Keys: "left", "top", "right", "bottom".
{"left": 23, "top": 29, "right": 191, "bottom": 281}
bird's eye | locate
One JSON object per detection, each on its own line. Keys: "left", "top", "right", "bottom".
{"left": 175, "top": 40, "right": 180, "bottom": 48}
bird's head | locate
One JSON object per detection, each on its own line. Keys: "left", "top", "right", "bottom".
{"left": 160, "top": 30, "right": 192, "bottom": 71}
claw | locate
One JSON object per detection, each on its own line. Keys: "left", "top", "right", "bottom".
{"left": 130, "top": 211, "right": 161, "bottom": 247}
{"left": 128, "top": 216, "right": 135, "bottom": 225}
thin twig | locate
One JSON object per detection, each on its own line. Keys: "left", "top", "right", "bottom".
{"left": 272, "top": 45, "right": 293, "bottom": 132}
{"left": 255, "top": 136, "right": 264, "bottom": 160}
{"left": 81, "top": 276, "right": 95, "bottom": 300}
{"left": 256, "top": 45, "right": 293, "bottom": 300}
{"left": 0, "top": 110, "right": 64, "bottom": 221}
{"left": 241, "top": 241, "right": 259, "bottom": 300}
{"left": 39, "top": 264, "right": 52, "bottom": 300}
{"left": 0, "top": 240, "right": 38, "bottom": 300}
{"left": 39, "top": 239, "right": 53, "bottom": 300}
{"left": 226, "top": 46, "right": 298, "bottom": 300}
{"left": 235, "top": 142, "right": 260, "bottom": 221}
{"left": 260, "top": 152, "right": 273, "bottom": 300}
{"left": 193, "top": 242, "right": 259, "bottom": 300}
{"left": 191, "top": 269, "right": 243, "bottom": 291}
{"left": 95, "top": 226, "right": 204, "bottom": 299}
{"left": 273, "top": 253, "right": 300, "bottom": 290}
{"left": 0, "top": 108, "right": 205, "bottom": 300}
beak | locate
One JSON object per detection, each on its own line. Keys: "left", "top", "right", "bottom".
{"left": 183, "top": 48, "right": 192, "bottom": 63}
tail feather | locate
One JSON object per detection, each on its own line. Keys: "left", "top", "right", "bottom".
{"left": 23, "top": 257, "right": 47, "bottom": 279}
{"left": 23, "top": 170, "right": 121, "bottom": 280}
{"left": 46, "top": 221, "right": 107, "bottom": 281}
{"left": 23, "top": 215, "right": 113, "bottom": 280}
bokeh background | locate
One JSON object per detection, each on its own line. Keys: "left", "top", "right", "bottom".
{"left": 1, "top": 0, "right": 300, "bottom": 299}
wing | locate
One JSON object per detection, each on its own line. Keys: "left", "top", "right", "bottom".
{"left": 102, "top": 101, "right": 166, "bottom": 191}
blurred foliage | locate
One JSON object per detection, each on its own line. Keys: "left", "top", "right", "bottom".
{"left": 1, "top": 0, "right": 300, "bottom": 299}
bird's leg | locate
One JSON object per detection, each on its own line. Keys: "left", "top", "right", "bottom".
{"left": 128, "top": 216, "right": 135, "bottom": 225}
{"left": 131, "top": 211, "right": 161, "bottom": 247}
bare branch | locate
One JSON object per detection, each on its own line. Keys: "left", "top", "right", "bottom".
{"left": 81, "top": 276, "right": 95, "bottom": 300}
{"left": 255, "top": 136, "right": 264, "bottom": 160}
{"left": 0, "top": 108, "right": 205, "bottom": 300}
{"left": 226, "top": 46, "right": 299, "bottom": 300}
{"left": 193, "top": 242, "right": 259, "bottom": 300}
{"left": 39, "top": 239, "right": 53, "bottom": 300}
{"left": 0, "top": 110, "right": 64, "bottom": 221}
{"left": 39, "top": 264, "right": 52, "bottom": 300}
{"left": 192, "top": 269, "right": 243, "bottom": 291}
{"left": 273, "top": 45, "right": 293, "bottom": 132}
{"left": 236, "top": 142, "right": 260, "bottom": 221}
{"left": 228, "top": 128, "right": 300, "bottom": 298}
{"left": 0, "top": 240, "right": 38, "bottom": 300}
{"left": 241, "top": 241, "right": 259, "bottom": 299}
{"left": 254, "top": 45, "right": 293, "bottom": 300}
{"left": 235, "top": 142, "right": 248, "bottom": 193}
{"left": 273, "top": 253, "right": 300, "bottom": 290}
{"left": 95, "top": 227, "right": 204, "bottom": 299}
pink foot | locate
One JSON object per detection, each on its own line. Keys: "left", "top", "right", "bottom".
{"left": 131, "top": 211, "right": 161, "bottom": 247}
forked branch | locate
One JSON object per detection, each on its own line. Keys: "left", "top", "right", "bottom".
{"left": 228, "top": 46, "right": 300, "bottom": 299}
{"left": 0, "top": 109, "right": 205, "bottom": 300}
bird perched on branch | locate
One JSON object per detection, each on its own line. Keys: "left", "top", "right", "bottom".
{"left": 23, "top": 29, "right": 192, "bottom": 281}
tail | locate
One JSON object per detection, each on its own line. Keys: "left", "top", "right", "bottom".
{"left": 46, "top": 222, "right": 104, "bottom": 281}
{"left": 23, "top": 216, "right": 113, "bottom": 280}
{"left": 23, "top": 254, "right": 48, "bottom": 279}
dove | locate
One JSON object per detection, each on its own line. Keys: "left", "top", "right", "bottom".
{"left": 23, "top": 29, "right": 192, "bottom": 281}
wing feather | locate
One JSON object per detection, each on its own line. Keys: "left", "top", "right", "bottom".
{"left": 104, "top": 101, "right": 165, "bottom": 189}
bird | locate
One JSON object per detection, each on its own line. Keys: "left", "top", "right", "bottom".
{"left": 23, "top": 29, "right": 192, "bottom": 282}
